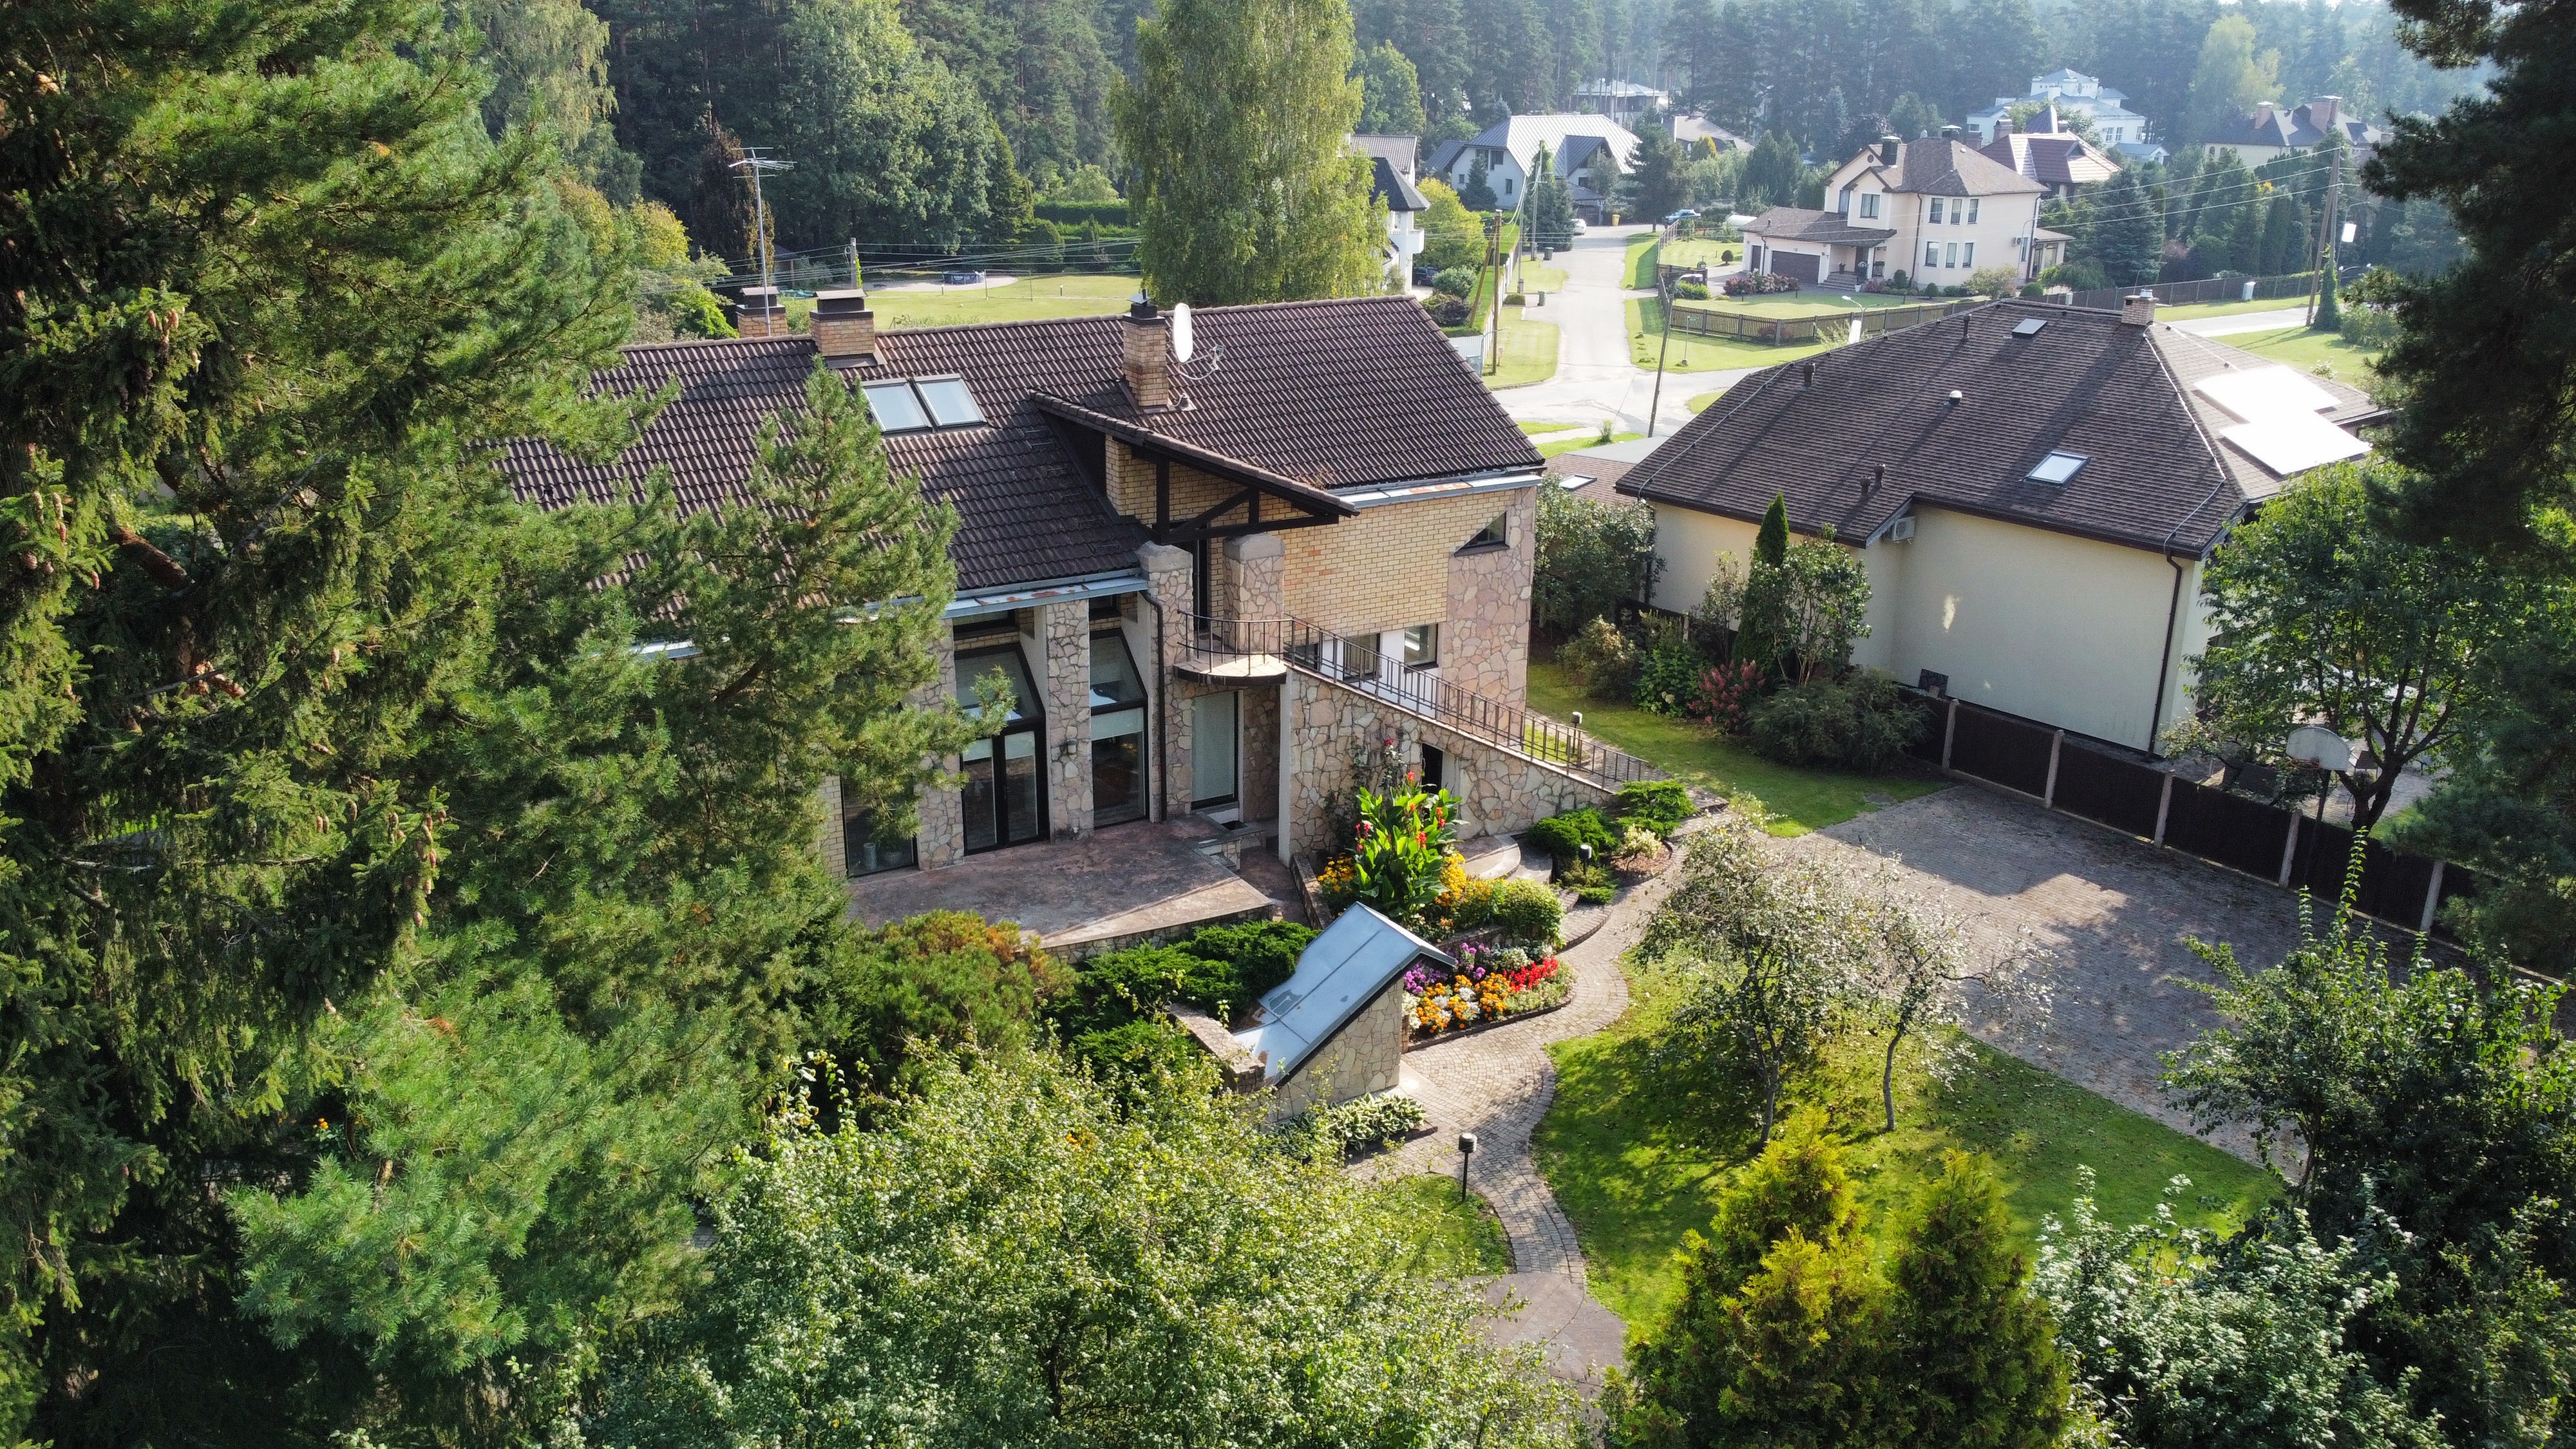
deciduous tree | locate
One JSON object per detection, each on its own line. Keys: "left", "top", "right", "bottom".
{"left": 1115, "top": 0, "right": 1386, "bottom": 304}
{"left": 2184, "top": 14, "right": 2278, "bottom": 145}
{"left": 1355, "top": 39, "right": 1428, "bottom": 134}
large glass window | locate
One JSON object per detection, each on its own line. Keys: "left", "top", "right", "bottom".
{"left": 844, "top": 807, "right": 918, "bottom": 876}
{"left": 1090, "top": 630, "right": 1150, "bottom": 826}
{"left": 1403, "top": 623, "right": 1440, "bottom": 670}
{"left": 956, "top": 646, "right": 1046, "bottom": 853}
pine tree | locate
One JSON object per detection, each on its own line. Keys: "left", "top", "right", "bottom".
{"left": 1887, "top": 1153, "right": 2070, "bottom": 1449}
{"left": 2312, "top": 250, "right": 2344, "bottom": 330}
{"left": 2088, "top": 166, "right": 2166, "bottom": 287}
{"left": 1115, "top": 0, "right": 1385, "bottom": 304}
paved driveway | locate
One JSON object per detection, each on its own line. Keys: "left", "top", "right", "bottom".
{"left": 1495, "top": 225, "right": 1741, "bottom": 438}
{"left": 1778, "top": 784, "right": 2306, "bottom": 1159}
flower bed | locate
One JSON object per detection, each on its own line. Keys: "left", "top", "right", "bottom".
{"left": 1404, "top": 943, "right": 1567, "bottom": 1039}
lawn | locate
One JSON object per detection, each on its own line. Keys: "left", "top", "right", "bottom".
{"left": 1376, "top": 1173, "right": 1515, "bottom": 1277}
{"left": 1486, "top": 307, "right": 1560, "bottom": 388}
{"left": 1678, "top": 290, "right": 1924, "bottom": 319}
{"left": 1519, "top": 420, "right": 1582, "bottom": 435}
{"left": 1517, "top": 263, "right": 1569, "bottom": 294}
{"left": 2157, "top": 295, "right": 2316, "bottom": 321}
{"left": 1535, "top": 956, "right": 2280, "bottom": 1332}
{"left": 858, "top": 273, "right": 1139, "bottom": 328}
{"left": 1659, "top": 238, "right": 1743, "bottom": 270}
{"left": 2215, "top": 323, "right": 2382, "bottom": 390}
{"left": 1526, "top": 655, "right": 1943, "bottom": 835}
{"left": 1624, "top": 237, "right": 1661, "bottom": 289}
{"left": 1537, "top": 430, "right": 1642, "bottom": 459}
{"left": 1685, "top": 390, "right": 1730, "bottom": 413}
{"left": 1628, "top": 298, "right": 1837, "bottom": 373}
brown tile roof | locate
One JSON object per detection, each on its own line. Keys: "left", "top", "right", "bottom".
{"left": 1978, "top": 132, "right": 2121, "bottom": 188}
{"left": 1742, "top": 207, "right": 1899, "bottom": 245}
{"left": 498, "top": 296, "right": 1539, "bottom": 593}
{"left": 1613, "top": 300, "right": 2376, "bottom": 556}
{"left": 1857, "top": 138, "right": 2049, "bottom": 197}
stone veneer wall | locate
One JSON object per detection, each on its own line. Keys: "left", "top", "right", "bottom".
{"left": 814, "top": 775, "right": 844, "bottom": 879}
{"left": 1442, "top": 488, "right": 1536, "bottom": 702}
{"left": 1139, "top": 543, "right": 1196, "bottom": 819}
{"left": 1282, "top": 668, "right": 1612, "bottom": 854}
{"left": 1223, "top": 532, "right": 1285, "bottom": 618}
{"left": 1039, "top": 601, "right": 1093, "bottom": 838}
{"left": 914, "top": 629, "right": 967, "bottom": 869}
{"left": 1266, "top": 977, "right": 1406, "bottom": 1121}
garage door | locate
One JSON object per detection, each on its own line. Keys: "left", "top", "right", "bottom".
{"left": 1770, "top": 250, "right": 1821, "bottom": 284}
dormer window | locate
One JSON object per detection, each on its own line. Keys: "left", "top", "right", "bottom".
{"left": 862, "top": 375, "right": 984, "bottom": 433}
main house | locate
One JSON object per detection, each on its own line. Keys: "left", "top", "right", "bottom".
{"left": 501, "top": 289, "right": 1636, "bottom": 906}
{"left": 1614, "top": 296, "right": 2382, "bottom": 753}
{"left": 1743, "top": 135, "right": 2058, "bottom": 288}
{"left": 1426, "top": 114, "right": 1639, "bottom": 221}
{"left": 1965, "top": 68, "right": 2163, "bottom": 161}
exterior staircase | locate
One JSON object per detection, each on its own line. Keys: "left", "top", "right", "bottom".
{"left": 1178, "top": 614, "right": 1663, "bottom": 791}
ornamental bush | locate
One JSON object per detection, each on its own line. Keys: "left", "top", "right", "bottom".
{"left": 1351, "top": 784, "right": 1462, "bottom": 929}
{"left": 1614, "top": 779, "right": 1695, "bottom": 837}
{"left": 1528, "top": 807, "right": 1615, "bottom": 866}
{"left": 1688, "top": 658, "right": 1766, "bottom": 737}
{"left": 1722, "top": 269, "right": 1799, "bottom": 296}
{"left": 810, "top": 911, "right": 1074, "bottom": 1093}
{"left": 1748, "top": 670, "right": 1922, "bottom": 772}
{"left": 1432, "top": 265, "right": 1479, "bottom": 298}
{"left": 1302, "top": 1092, "right": 1429, "bottom": 1157}
{"left": 1557, "top": 616, "right": 1641, "bottom": 699}
{"left": 1491, "top": 879, "right": 1566, "bottom": 945}
{"left": 1674, "top": 278, "right": 1711, "bottom": 300}
{"left": 1632, "top": 626, "right": 1708, "bottom": 715}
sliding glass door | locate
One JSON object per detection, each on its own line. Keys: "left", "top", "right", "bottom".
{"left": 957, "top": 645, "right": 1046, "bottom": 853}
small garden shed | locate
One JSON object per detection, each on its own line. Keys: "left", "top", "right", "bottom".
{"left": 1231, "top": 905, "right": 1448, "bottom": 1119}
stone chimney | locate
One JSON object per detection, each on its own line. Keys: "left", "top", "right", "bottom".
{"left": 2121, "top": 291, "right": 2158, "bottom": 327}
{"left": 1122, "top": 297, "right": 1175, "bottom": 411}
{"left": 1994, "top": 115, "right": 2016, "bottom": 138}
{"left": 810, "top": 288, "right": 876, "bottom": 360}
{"left": 734, "top": 286, "right": 785, "bottom": 338}
{"left": 1879, "top": 135, "right": 1901, "bottom": 166}
{"left": 1940, "top": 124, "right": 1962, "bottom": 142}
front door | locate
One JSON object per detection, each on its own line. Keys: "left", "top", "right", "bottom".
{"left": 1192, "top": 691, "right": 1239, "bottom": 811}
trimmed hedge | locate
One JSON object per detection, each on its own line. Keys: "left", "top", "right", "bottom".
{"left": 1490, "top": 879, "right": 1566, "bottom": 945}
{"left": 1034, "top": 199, "right": 1130, "bottom": 226}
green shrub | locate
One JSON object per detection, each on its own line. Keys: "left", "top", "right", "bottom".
{"left": 1528, "top": 808, "right": 1615, "bottom": 865}
{"left": 1180, "top": 920, "right": 1316, "bottom": 1009}
{"left": 1557, "top": 858, "right": 1616, "bottom": 904}
{"left": 1674, "top": 279, "right": 1710, "bottom": 300}
{"left": 2019, "top": 282, "right": 2045, "bottom": 299}
{"left": 808, "top": 911, "right": 1072, "bottom": 1092}
{"left": 2340, "top": 304, "right": 2401, "bottom": 348}
{"left": 1491, "top": 878, "right": 1566, "bottom": 944}
{"left": 1633, "top": 631, "right": 1707, "bottom": 715}
{"left": 1432, "top": 266, "right": 1479, "bottom": 298}
{"left": 1746, "top": 670, "right": 1924, "bottom": 772}
{"left": 1300, "top": 1092, "right": 1428, "bottom": 1157}
{"left": 1557, "top": 616, "right": 1640, "bottom": 699}
{"left": 1614, "top": 779, "right": 1695, "bottom": 836}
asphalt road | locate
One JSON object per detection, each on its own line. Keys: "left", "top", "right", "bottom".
{"left": 1490, "top": 225, "right": 1752, "bottom": 439}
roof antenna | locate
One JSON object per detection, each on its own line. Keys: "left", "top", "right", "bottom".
{"left": 1803, "top": 361, "right": 1817, "bottom": 388}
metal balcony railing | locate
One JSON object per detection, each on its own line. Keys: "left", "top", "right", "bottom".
{"left": 1180, "top": 614, "right": 1665, "bottom": 789}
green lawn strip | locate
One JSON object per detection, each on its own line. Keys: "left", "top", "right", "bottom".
{"left": 1486, "top": 308, "right": 1560, "bottom": 388}
{"left": 2217, "top": 324, "right": 2382, "bottom": 389}
{"left": 1375, "top": 1173, "right": 1515, "bottom": 1276}
{"left": 1659, "top": 238, "right": 1741, "bottom": 269}
{"left": 1519, "top": 264, "right": 1569, "bottom": 294}
{"left": 1536, "top": 431, "right": 1642, "bottom": 459}
{"left": 1678, "top": 290, "right": 1923, "bottom": 319}
{"left": 1628, "top": 298, "right": 1835, "bottom": 374}
{"left": 1535, "top": 955, "right": 2280, "bottom": 1333}
{"left": 1685, "top": 391, "right": 1726, "bottom": 413}
{"left": 862, "top": 273, "right": 1139, "bottom": 328}
{"left": 2157, "top": 295, "right": 2320, "bottom": 321}
{"left": 1525, "top": 656, "right": 1941, "bottom": 836}
{"left": 1624, "top": 237, "right": 1661, "bottom": 289}
{"left": 1519, "top": 420, "right": 1582, "bottom": 435}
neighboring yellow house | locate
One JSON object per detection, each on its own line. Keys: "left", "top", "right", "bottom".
{"left": 1744, "top": 134, "right": 2060, "bottom": 287}
{"left": 1618, "top": 296, "right": 2382, "bottom": 754}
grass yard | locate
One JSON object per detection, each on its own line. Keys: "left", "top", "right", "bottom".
{"left": 1678, "top": 290, "right": 1923, "bottom": 319}
{"left": 1535, "top": 956, "right": 2280, "bottom": 1332}
{"left": 858, "top": 273, "right": 1139, "bottom": 328}
{"left": 1527, "top": 655, "right": 1943, "bottom": 835}
{"left": 1660, "top": 238, "right": 1742, "bottom": 270}
{"left": 2157, "top": 295, "right": 2317, "bottom": 321}
{"left": 1517, "top": 263, "right": 1569, "bottom": 294}
{"left": 1537, "top": 430, "right": 1642, "bottom": 459}
{"left": 1376, "top": 1174, "right": 1515, "bottom": 1277}
{"left": 1624, "top": 237, "right": 1661, "bottom": 289}
{"left": 1629, "top": 298, "right": 1837, "bottom": 373}
{"left": 1685, "top": 390, "right": 1730, "bottom": 413}
{"left": 1486, "top": 308, "right": 1561, "bottom": 388}
{"left": 1519, "top": 420, "right": 1582, "bottom": 435}
{"left": 2217, "top": 323, "right": 2382, "bottom": 389}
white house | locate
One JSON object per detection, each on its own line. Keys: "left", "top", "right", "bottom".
{"left": 1426, "top": 114, "right": 1639, "bottom": 220}
{"left": 1572, "top": 78, "right": 1667, "bottom": 127}
{"left": 1966, "top": 68, "right": 2157, "bottom": 156}
{"left": 1743, "top": 135, "right": 2054, "bottom": 287}
{"left": 1615, "top": 296, "right": 2383, "bottom": 754}
{"left": 1354, "top": 135, "right": 1430, "bottom": 285}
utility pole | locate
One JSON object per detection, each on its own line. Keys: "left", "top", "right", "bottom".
{"left": 730, "top": 147, "right": 793, "bottom": 293}
{"left": 2304, "top": 146, "right": 2343, "bottom": 327}
{"left": 1647, "top": 266, "right": 1676, "bottom": 436}
{"left": 1484, "top": 212, "right": 1503, "bottom": 375}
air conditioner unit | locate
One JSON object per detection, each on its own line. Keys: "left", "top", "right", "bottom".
{"left": 1885, "top": 516, "right": 1917, "bottom": 543}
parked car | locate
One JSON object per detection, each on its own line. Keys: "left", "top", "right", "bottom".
{"left": 1571, "top": 217, "right": 1589, "bottom": 234}
{"left": 1662, "top": 209, "right": 1698, "bottom": 225}
{"left": 1412, "top": 262, "right": 1439, "bottom": 287}
{"left": 943, "top": 269, "right": 985, "bottom": 285}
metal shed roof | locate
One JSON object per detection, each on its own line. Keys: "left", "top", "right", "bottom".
{"left": 1232, "top": 905, "right": 1448, "bottom": 1085}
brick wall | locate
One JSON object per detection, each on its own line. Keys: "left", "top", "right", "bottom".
{"left": 1284, "top": 490, "right": 1528, "bottom": 645}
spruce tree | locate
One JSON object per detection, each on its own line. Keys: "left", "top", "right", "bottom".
{"left": 1887, "top": 1153, "right": 2070, "bottom": 1449}
{"left": 1114, "top": 0, "right": 1385, "bottom": 303}
{"left": 1734, "top": 494, "right": 1794, "bottom": 674}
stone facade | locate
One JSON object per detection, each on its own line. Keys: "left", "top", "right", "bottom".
{"left": 1040, "top": 601, "right": 1092, "bottom": 839}
{"left": 1443, "top": 489, "right": 1537, "bottom": 701}
{"left": 1283, "top": 668, "right": 1613, "bottom": 855}
{"left": 1139, "top": 542, "right": 1196, "bottom": 819}
{"left": 814, "top": 775, "right": 844, "bottom": 879}
{"left": 1224, "top": 531, "right": 1285, "bottom": 618}
{"left": 1267, "top": 978, "right": 1407, "bottom": 1121}
{"left": 914, "top": 628, "right": 967, "bottom": 869}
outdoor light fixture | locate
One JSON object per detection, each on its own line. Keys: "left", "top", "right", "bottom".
{"left": 1457, "top": 1133, "right": 1479, "bottom": 1200}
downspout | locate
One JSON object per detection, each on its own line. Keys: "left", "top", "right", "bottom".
{"left": 2145, "top": 387, "right": 2233, "bottom": 760}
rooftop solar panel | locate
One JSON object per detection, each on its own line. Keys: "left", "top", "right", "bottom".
{"left": 2193, "top": 365, "right": 2341, "bottom": 423}
{"left": 2221, "top": 410, "right": 2371, "bottom": 476}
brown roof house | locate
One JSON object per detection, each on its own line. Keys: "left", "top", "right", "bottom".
{"left": 1747, "top": 135, "right": 2057, "bottom": 289}
{"left": 1978, "top": 110, "right": 2123, "bottom": 200}
{"left": 502, "top": 289, "right": 1645, "bottom": 954}
{"left": 2204, "top": 97, "right": 2387, "bottom": 167}
{"left": 1616, "top": 296, "right": 2381, "bottom": 752}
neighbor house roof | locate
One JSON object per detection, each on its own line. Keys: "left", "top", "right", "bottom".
{"left": 1613, "top": 300, "right": 2378, "bottom": 557}
{"left": 1350, "top": 133, "right": 1419, "bottom": 176}
{"left": 1368, "top": 155, "right": 1428, "bottom": 212}
{"left": 1672, "top": 114, "right": 1754, "bottom": 151}
{"left": 1459, "top": 113, "right": 1642, "bottom": 177}
{"left": 2208, "top": 97, "right": 2385, "bottom": 153}
{"left": 1856, "top": 138, "right": 2050, "bottom": 197}
{"left": 1231, "top": 904, "right": 1447, "bottom": 1084}
{"left": 1979, "top": 129, "right": 2121, "bottom": 188}
{"left": 498, "top": 297, "right": 1539, "bottom": 593}
{"left": 1743, "top": 207, "right": 1899, "bottom": 246}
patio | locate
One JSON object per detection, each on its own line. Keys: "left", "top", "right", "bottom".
{"left": 844, "top": 817, "right": 1284, "bottom": 958}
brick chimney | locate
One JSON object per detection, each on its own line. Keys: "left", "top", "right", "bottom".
{"left": 1122, "top": 297, "right": 1175, "bottom": 411}
{"left": 1878, "top": 135, "right": 1902, "bottom": 166}
{"left": 2121, "top": 291, "right": 2158, "bottom": 327}
{"left": 734, "top": 286, "right": 785, "bottom": 338}
{"left": 810, "top": 288, "right": 876, "bottom": 360}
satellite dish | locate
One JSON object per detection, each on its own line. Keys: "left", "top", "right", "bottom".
{"left": 1171, "top": 303, "right": 1195, "bottom": 363}
{"left": 2286, "top": 724, "right": 2356, "bottom": 772}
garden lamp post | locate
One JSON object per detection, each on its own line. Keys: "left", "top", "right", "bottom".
{"left": 1457, "top": 1132, "right": 1478, "bottom": 1200}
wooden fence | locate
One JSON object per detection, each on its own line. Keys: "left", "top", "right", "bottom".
{"left": 2058, "top": 266, "right": 2363, "bottom": 314}
{"left": 1663, "top": 297, "right": 1980, "bottom": 346}
{"left": 1900, "top": 690, "right": 2476, "bottom": 939}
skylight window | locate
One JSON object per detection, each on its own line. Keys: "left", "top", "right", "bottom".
{"left": 2011, "top": 317, "right": 2049, "bottom": 337}
{"left": 2027, "top": 450, "right": 2088, "bottom": 484}
{"left": 860, "top": 376, "right": 983, "bottom": 433}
